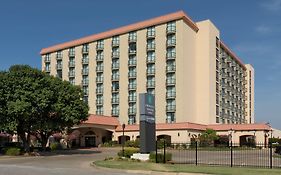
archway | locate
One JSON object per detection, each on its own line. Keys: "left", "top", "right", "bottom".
{"left": 240, "top": 135, "right": 256, "bottom": 147}
{"left": 157, "top": 134, "right": 171, "bottom": 145}
{"left": 84, "top": 131, "right": 96, "bottom": 147}
{"left": 118, "top": 135, "right": 130, "bottom": 144}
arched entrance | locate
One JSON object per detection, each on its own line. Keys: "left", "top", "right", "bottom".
{"left": 84, "top": 131, "right": 96, "bottom": 147}
{"left": 157, "top": 135, "right": 171, "bottom": 145}
{"left": 118, "top": 135, "right": 130, "bottom": 144}
{"left": 240, "top": 135, "right": 256, "bottom": 147}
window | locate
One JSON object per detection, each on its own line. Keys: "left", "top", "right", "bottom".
{"left": 128, "top": 116, "right": 136, "bottom": 125}
{"left": 112, "top": 104, "right": 119, "bottom": 116}
{"left": 82, "top": 44, "right": 89, "bottom": 53}
{"left": 69, "top": 67, "right": 75, "bottom": 77}
{"left": 82, "top": 54, "right": 89, "bottom": 64}
{"left": 216, "top": 105, "right": 219, "bottom": 116}
{"left": 96, "top": 95, "right": 103, "bottom": 104}
{"left": 45, "top": 54, "right": 51, "bottom": 62}
{"left": 56, "top": 51, "right": 62, "bottom": 59}
{"left": 97, "top": 40, "right": 104, "bottom": 50}
{"left": 128, "top": 32, "right": 137, "bottom": 42}
{"left": 82, "top": 65, "right": 89, "bottom": 75}
{"left": 56, "top": 60, "right": 62, "bottom": 70}
{"left": 147, "top": 88, "right": 155, "bottom": 95}
{"left": 45, "top": 63, "right": 50, "bottom": 72}
{"left": 147, "top": 39, "right": 155, "bottom": 50}
{"left": 112, "top": 82, "right": 119, "bottom": 91}
{"left": 167, "top": 60, "right": 176, "bottom": 71}
{"left": 167, "top": 47, "right": 176, "bottom": 58}
{"left": 128, "top": 91, "right": 137, "bottom": 101}
{"left": 129, "top": 43, "right": 136, "bottom": 54}
{"left": 128, "top": 55, "right": 137, "bottom": 66}
{"left": 147, "top": 76, "right": 155, "bottom": 87}
{"left": 112, "top": 93, "right": 119, "bottom": 103}
{"left": 128, "top": 103, "right": 136, "bottom": 114}
{"left": 83, "top": 86, "right": 89, "bottom": 96}
{"left": 112, "top": 70, "right": 119, "bottom": 80}
{"left": 112, "top": 47, "right": 119, "bottom": 57}
{"left": 96, "top": 50, "right": 104, "bottom": 61}
{"left": 69, "top": 78, "right": 75, "bottom": 85}
{"left": 167, "top": 34, "right": 176, "bottom": 46}
{"left": 128, "top": 67, "right": 137, "bottom": 77}
{"left": 96, "top": 106, "right": 103, "bottom": 115}
{"left": 97, "top": 62, "right": 104, "bottom": 71}
{"left": 147, "top": 64, "right": 155, "bottom": 75}
{"left": 69, "top": 47, "right": 75, "bottom": 56}
{"left": 128, "top": 79, "right": 136, "bottom": 89}
{"left": 96, "top": 84, "right": 103, "bottom": 93}
{"left": 167, "top": 21, "right": 176, "bottom": 33}
{"left": 166, "top": 73, "right": 176, "bottom": 84}
{"left": 166, "top": 113, "right": 175, "bottom": 123}
{"left": 166, "top": 86, "right": 176, "bottom": 98}
{"left": 147, "top": 51, "right": 155, "bottom": 62}
{"left": 147, "top": 27, "right": 155, "bottom": 37}
{"left": 112, "top": 59, "right": 119, "bottom": 69}
{"left": 82, "top": 76, "right": 89, "bottom": 86}
{"left": 112, "top": 36, "right": 119, "bottom": 46}
{"left": 96, "top": 73, "right": 103, "bottom": 82}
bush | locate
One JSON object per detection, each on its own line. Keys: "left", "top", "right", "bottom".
{"left": 4, "top": 147, "right": 21, "bottom": 156}
{"left": 102, "top": 141, "right": 119, "bottom": 147}
{"left": 50, "top": 142, "right": 63, "bottom": 151}
{"left": 275, "top": 145, "right": 281, "bottom": 155}
{"left": 117, "top": 147, "right": 139, "bottom": 158}
{"left": 125, "top": 139, "right": 140, "bottom": 148}
{"left": 149, "top": 152, "right": 172, "bottom": 163}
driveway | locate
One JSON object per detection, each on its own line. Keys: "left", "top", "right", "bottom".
{"left": 0, "top": 147, "right": 145, "bottom": 175}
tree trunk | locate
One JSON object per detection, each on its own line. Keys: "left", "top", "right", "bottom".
{"left": 18, "top": 130, "right": 30, "bottom": 153}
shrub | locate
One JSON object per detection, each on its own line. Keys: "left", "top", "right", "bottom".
{"left": 275, "top": 145, "right": 281, "bottom": 155}
{"left": 149, "top": 152, "right": 172, "bottom": 163}
{"left": 117, "top": 147, "right": 139, "bottom": 158}
{"left": 4, "top": 147, "right": 21, "bottom": 156}
{"left": 102, "top": 140, "right": 119, "bottom": 147}
{"left": 50, "top": 142, "right": 63, "bottom": 151}
{"left": 125, "top": 139, "right": 140, "bottom": 148}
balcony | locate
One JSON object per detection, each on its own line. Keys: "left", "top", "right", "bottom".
{"left": 82, "top": 69, "right": 89, "bottom": 75}
{"left": 147, "top": 81, "right": 155, "bottom": 88}
{"left": 82, "top": 80, "right": 89, "bottom": 86}
{"left": 111, "top": 87, "right": 119, "bottom": 92}
{"left": 45, "top": 57, "right": 51, "bottom": 63}
{"left": 166, "top": 53, "right": 176, "bottom": 60}
{"left": 147, "top": 58, "right": 155, "bottom": 64}
{"left": 147, "top": 44, "right": 155, "bottom": 51}
{"left": 112, "top": 41, "right": 119, "bottom": 47}
{"left": 82, "top": 48, "right": 89, "bottom": 54}
{"left": 68, "top": 62, "right": 75, "bottom": 67}
{"left": 147, "top": 69, "right": 155, "bottom": 76}
{"left": 147, "top": 31, "right": 155, "bottom": 38}
{"left": 68, "top": 51, "right": 75, "bottom": 57}
{"left": 166, "top": 26, "right": 176, "bottom": 34}
{"left": 96, "top": 100, "right": 103, "bottom": 105}
{"left": 68, "top": 72, "right": 75, "bottom": 78}
{"left": 166, "top": 92, "right": 176, "bottom": 99}
{"left": 111, "top": 98, "right": 120, "bottom": 104}
{"left": 166, "top": 39, "right": 176, "bottom": 47}
{"left": 96, "top": 66, "right": 104, "bottom": 72}
{"left": 96, "top": 44, "right": 104, "bottom": 51}
{"left": 128, "top": 84, "right": 137, "bottom": 90}
{"left": 111, "top": 110, "right": 119, "bottom": 116}
{"left": 166, "top": 78, "right": 176, "bottom": 86}
{"left": 128, "top": 49, "right": 137, "bottom": 55}
{"left": 128, "top": 36, "right": 137, "bottom": 43}
{"left": 96, "top": 77, "right": 103, "bottom": 83}
{"left": 82, "top": 58, "right": 89, "bottom": 64}
{"left": 128, "top": 72, "right": 137, "bottom": 79}
{"left": 56, "top": 64, "right": 62, "bottom": 70}
{"left": 166, "top": 105, "right": 176, "bottom": 112}
{"left": 128, "top": 108, "right": 136, "bottom": 115}
{"left": 96, "top": 55, "right": 104, "bottom": 62}
{"left": 112, "top": 64, "right": 119, "bottom": 70}
{"left": 96, "top": 88, "right": 103, "bottom": 94}
{"left": 111, "top": 75, "right": 119, "bottom": 81}
{"left": 128, "top": 96, "right": 137, "bottom": 102}
{"left": 166, "top": 65, "right": 176, "bottom": 73}
{"left": 112, "top": 52, "right": 120, "bottom": 58}
{"left": 128, "top": 60, "right": 137, "bottom": 67}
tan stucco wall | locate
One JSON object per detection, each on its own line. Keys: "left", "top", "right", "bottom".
{"left": 245, "top": 64, "right": 255, "bottom": 123}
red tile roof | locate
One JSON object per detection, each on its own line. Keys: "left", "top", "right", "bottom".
{"left": 82, "top": 114, "right": 119, "bottom": 126}
{"left": 208, "top": 123, "right": 271, "bottom": 131}
{"left": 40, "top": 11, "right": 199, "bottom": 55}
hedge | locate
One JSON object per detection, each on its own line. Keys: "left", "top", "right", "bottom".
{"left": 117, "top": 147, "right": 139, "bottom": 158}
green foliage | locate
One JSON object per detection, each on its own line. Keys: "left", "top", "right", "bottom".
{"left": 117, "top": 147, "right": 139, "bottom": 158}
{"left": 4, "top": 147, "right": 21, "bottom": 156}
{"left": 0, "top": 65, "right": 89, "bottom": 152}
{"left": 102, "top": 141, "right": 119, "bottom": 147}
{"left": 149, "top": 152, "right": 172, "bottom": 162}
{"left": 125, "top": 139, "right": 140, "bottom": 148}
{"left": 199, "top": 129, "right": 219, "bottom": 147}
{"left": 269, "top": 138, "right": 281, "bottom": 144}
{"left": 275, "top": 146, "right": 281, "bottom": 155}
{"left": 50, "top": 143, "right": 63, "bottom": 151}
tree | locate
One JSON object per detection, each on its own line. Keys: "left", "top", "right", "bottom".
{"left": 199, "top": 129, "right": 219, "bottom": 147}
{"left": 0, "top": 65, "right": 89, "bottom": 152}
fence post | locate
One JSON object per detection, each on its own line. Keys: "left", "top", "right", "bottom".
{"left": 195, "top": 141, "right": 198, "bottom": 166}
{"left": 270, "top": 142, "right": 273, "bottom": 169}
{"left": 163, "top": 140, "right": 166, "bottom": 164}
{"left": 230, "top": 141, "right": 233, "bottom": 167}
{"left": 155, "top": 140, "right": 158, "bottom": 163}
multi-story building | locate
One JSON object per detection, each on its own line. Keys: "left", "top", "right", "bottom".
{"left": 40, "top": 11, "right": 256, "bottom": 146}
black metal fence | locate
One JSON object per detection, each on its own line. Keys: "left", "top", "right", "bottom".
{"left": 155, "top": 141, "right": 281, "bottom": 169}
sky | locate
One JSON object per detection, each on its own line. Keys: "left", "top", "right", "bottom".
{"left": 0, "top": 0, "right": 280, "bottom": 129}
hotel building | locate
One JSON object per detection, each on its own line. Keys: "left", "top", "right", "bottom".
{"left": 41, "top": 11, "right": 260, "bottom": 146}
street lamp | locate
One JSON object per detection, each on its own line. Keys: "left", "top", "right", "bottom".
{"left": 122, "top": 123, "right": 126, "bottom": 157}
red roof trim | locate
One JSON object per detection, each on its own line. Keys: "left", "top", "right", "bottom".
{"left": 82, "top": 114, "right": 119, "bottom": 126}
{"left": 40, "top": 11, "right": 199, "bottom": 55}
{"left": 220, "top": 41, "right": 246, "bottom": 70}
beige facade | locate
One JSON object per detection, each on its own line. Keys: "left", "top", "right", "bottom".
{"left": 41, "top": 11, "right": 254, "bottom": 132}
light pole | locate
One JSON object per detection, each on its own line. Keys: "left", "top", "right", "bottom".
{"left": 122, "top": 123, "right": 125, "bottom": 157}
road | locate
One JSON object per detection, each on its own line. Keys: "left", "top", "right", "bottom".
{"left": 0, "top": 148, "right": 144, "bottom": 175}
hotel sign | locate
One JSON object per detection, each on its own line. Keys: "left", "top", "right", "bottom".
{"left": 139, "top": 93, "right": 155, "bottom": 123}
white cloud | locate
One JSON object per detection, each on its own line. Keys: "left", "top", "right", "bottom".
{"left": 260, "top": 0, "right": 281, "bottom": 12}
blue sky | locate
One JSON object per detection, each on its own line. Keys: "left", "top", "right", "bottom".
{"left": 0, "top": 0, "right": 280, "bottom": 129}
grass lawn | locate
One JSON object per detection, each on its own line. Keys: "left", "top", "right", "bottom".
{"left": 94, "top": 160, "right": 281, "bottom": 175}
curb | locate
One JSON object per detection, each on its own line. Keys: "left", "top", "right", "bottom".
{"left": 91, "top": 162, "right": 207, "bottom": 175}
